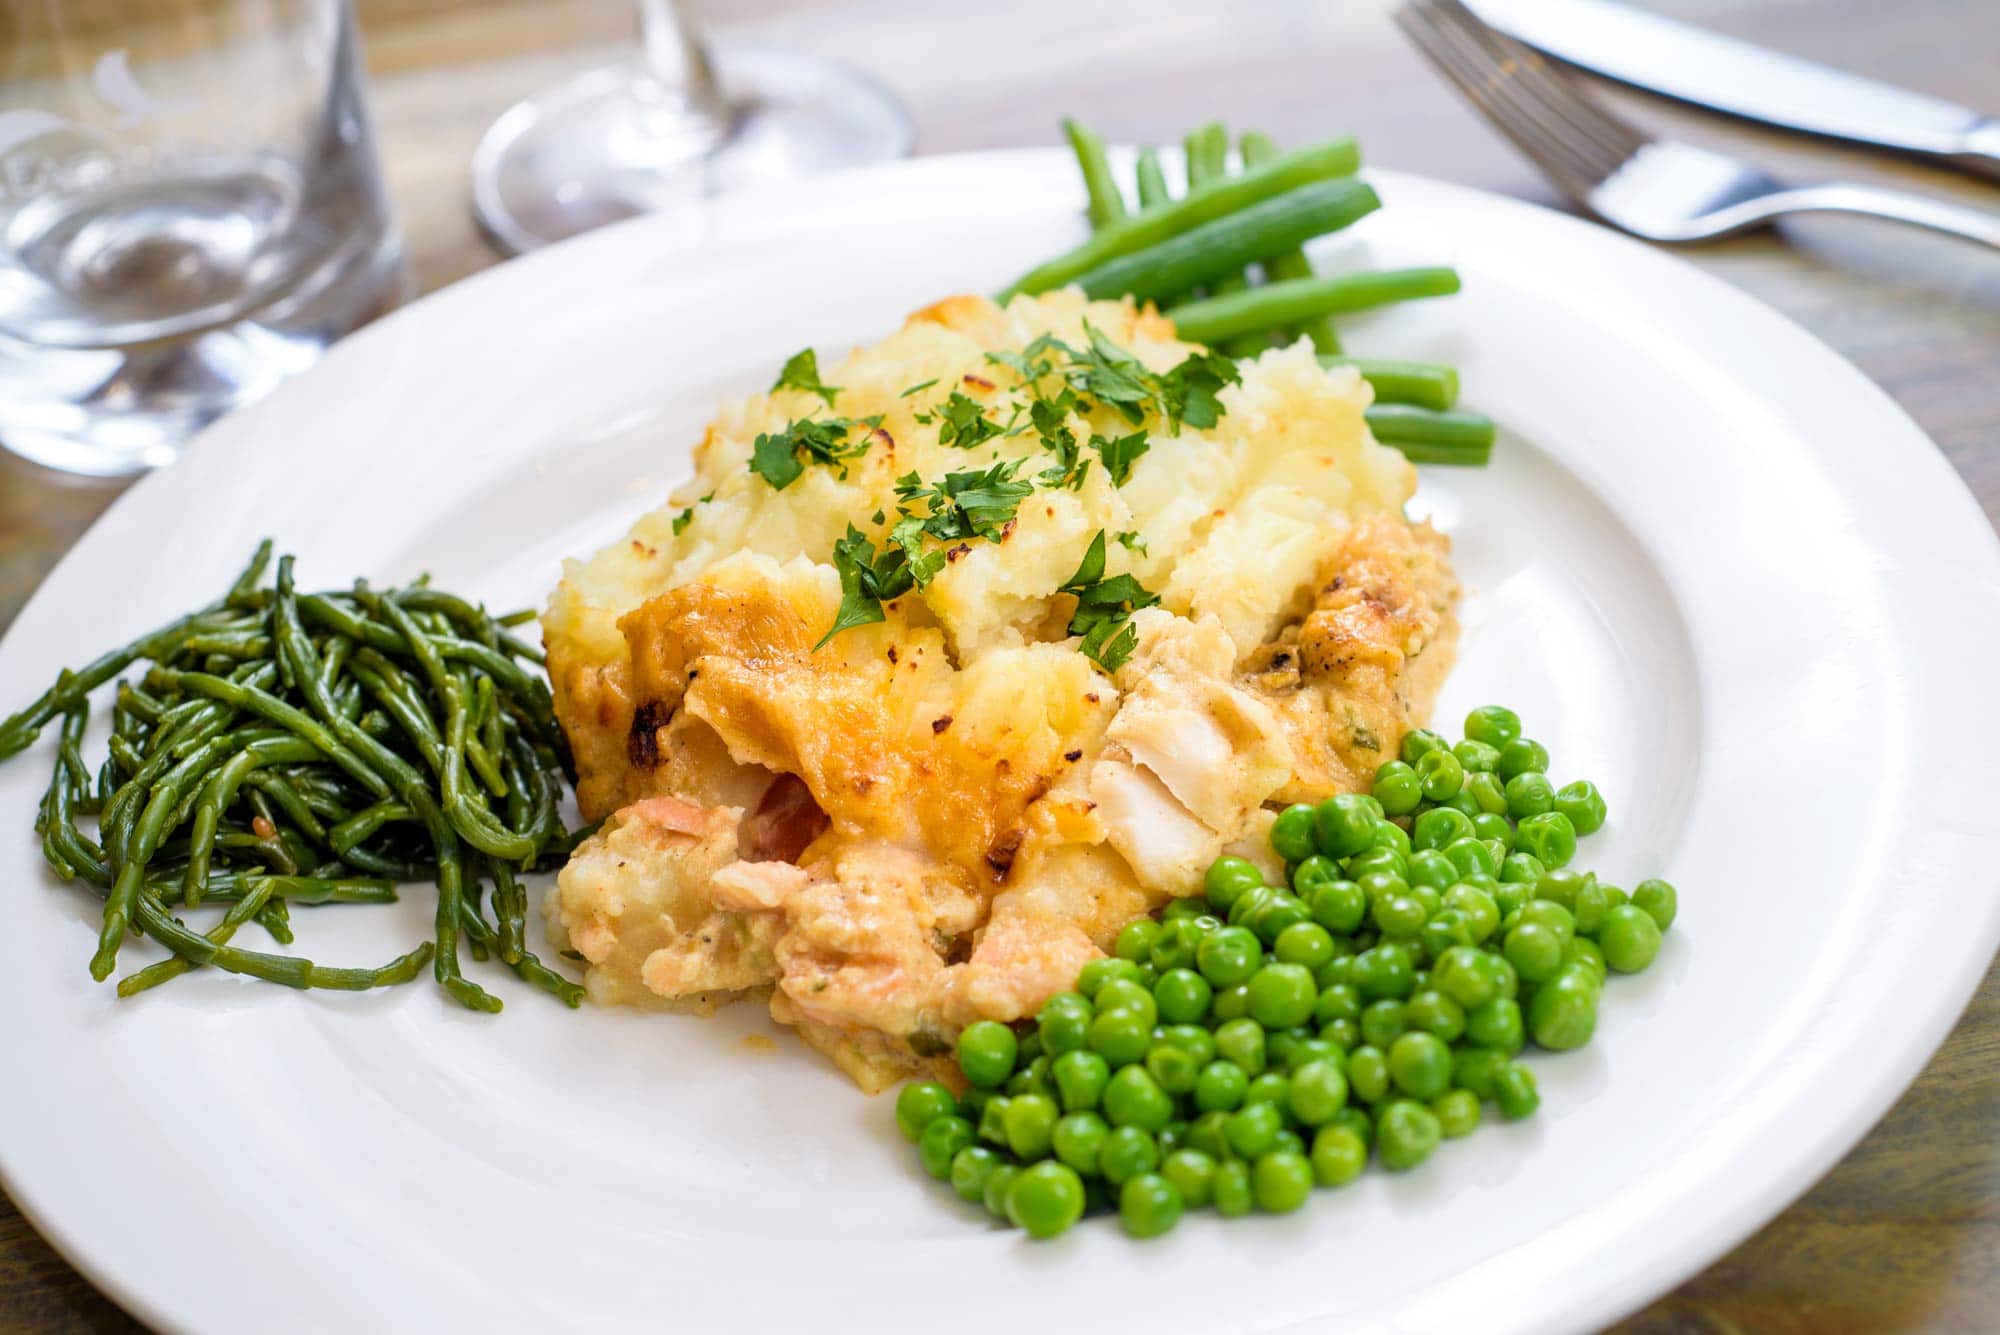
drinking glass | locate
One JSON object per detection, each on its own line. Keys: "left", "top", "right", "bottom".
{"left": 0, "top": 0, "right": 404, "bottom": 477}
{"left": 471, "top": 0, "right": 915, "bottom": 255}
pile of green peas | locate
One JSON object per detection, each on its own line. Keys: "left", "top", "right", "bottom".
{"left": 893, "top": 705, "right": 1677, "bottom": 1240}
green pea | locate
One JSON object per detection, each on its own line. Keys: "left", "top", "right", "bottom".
{"left": 1286, "top": 1037, "right": 1341, "bottom": 1073}
{"left": 1159, "top": 1021, "right": 1215, "bottom": 1062}
{"left": 1267, "top": 921, "right": 1332, "bottom": 971}
{"left": 1224, "top": 1100, "right": 1285, "bottom": 1158}
{"left": 1311, "top": 793, "right": 1379, "bottom": 859}
{"left": 895, "top": 1081, "right": 958, "bottom": 1143}
{"left": 1148, "top": 1148, "right": 1213, "bottom": 1211}
{"left": 1291, "top": 853, "right": 1341, "bottom": 898}
{"left": 957, "top": 1021, "right": 1019, "bottom": 1089}
{"left": 1371, "top": 891, "right": 1429, "bottom": 941}
{"left": 1535, "top": 866, "right": 1592, "bottom": 909}
{"left": 1413, "top": 806, "right": 1476, "bottom": 851}
{"left": 1303, "top": 877, "right": 1364, "bottom": 939}
{"left": 1406, "top": 848, "right": 1457, "bottom": 890}
{"left": 1115, "top": 917, "right": 1162, "bottom": 963}
{"left": 1464, "top": 781, "right": 1510, "bottom": 827}
{"left": 1155, "top": 917, "right": 1210, "bottom": 973}
{"left": 982, "top": 1163, "right": 1021, "bottom": 1219}
{"left": 1191, "top": 1058, "right": 1246, "bottom": 1112}
{"left": 1432, "top": 1088, "right": 1481, "bottom": 1139}
{"left": 1051, "top": 1110, "right": 1108, "bottom": 1174}
{"left": 1214, "top": 1017, "right": 1267, "bottom": 1074}
{"left": 1633, "top": 878, "right": 1678, "bottom": 931}
{"left": 1250, "top": 892, "right": 1312, "bottom": 945}
{"left": 1144, "top": 1041, "right": 1202, "bottom": 1097}
{"left": 1204, "top": 856, "right": 1265, "bottom": 912}
{"left": 1463, "top": 705, "right": 1521, "bottom": 747}
{"left": 1372, "top": 760, "right": 1423, "bottom": 815}
{"left": 1599, "top": 904, "right": 1663, "bottom": 973}
{"left": 1315, "top": 984, "right": 1361, "bottom": 1028}
{"left": 1570, "top": 880, "right": 1611, "bottom": 937}
{"left": 1387, "top": 1031, "right": 1453, "bottom": 1101}
{"left": 1008, "top": 1160, "right": 1086, "bottom": 1239}
{"left": 1052, "top": 1048, "right": 1111, "bottom": 1111}
{"left": 949, "top": 1145, "right": 1002, "bottom": 1203}
{"left": 1360, "top": 998, "right": 1407, "bottom": 1048}
{"left": 1193, "top": 924, "right": 1263, "bottom": 989}
{"left": 1226, "top": 883, "right": 1276, "bottom": 930}
{"left": 1494, "top": 1061, "right": 1540, "bottom": 1120}
{"left": 1152, "top": 968, "right": 1212, "bottom": 1025}
{"left": 1247, "top": 962, "right": 1318, "bottom": 1028}
{"left": 1244, "top": 1067, "right": 1290, "bottom": 1105}
{"left": 1450, "top": 740, "right": 1498, "bottom": 777}
{"left": 1415, "top": 747, "right": 1465, "bottom": 802}
{"left": 1315, "top": 953, "right": 1356, "bottom": 990}
{"left": 1498, "top": 853, "right": 1546, "bottom": 889}
{"left": 1514, "top": 811, "right": 1576, "bottom": 868}
{"left": 1554, "top": 780, "right": 1607, "bottom": 836}
{"left": 1327, "top": 1104, "right": 1374, "bottom": 1146}
{"left": 1503, "top": 922, "right": 1564, "bottom": 984}
{"left": 1371, "top": 819, "right": 1413, "bottom": 856}
{"left": 1102, "top": 1065, "right": 1174, "bottom": 1133}
{"left": 1271, "top": 803, "right": 1320, "bottom": 862}
{"left": 1212, "top": 1158, "right": 1255, "bottom": 1217}
{"left": 1518, "top": 898, "right": 1577, "bottom": 945}
{"left": 918, "top": 1115, "right": 975, "bottom": 1179}
{"left": 1287, "top": 1059, "right": 1349, "bottom": 1126}
{"left": 1311, "top": 1125, "right": 1368, "bottom": 1187}
{"left": 1346, "top": 1045, "right": 1390, "bottom": 1104}
{"left": 1376, "top": 1099, "right": 1443, "bottom": 1170}
{"left": 1187, "top": 1109, "right": 1233, "bottom": 1158}
{"left": 1005, "top": 1054, "right": 1052, "bottom": 1098}
{"left": 1077, "top": 956, "right": 1143, "bottom": 998}
{"left": 1564, "top": 937, "right": 1608, "bottom": 984}
{"left": 1252, "top": 1149, "right": 1314, "bottom": 1213}
{"left": 1465, "top": 997, "right": 1524, "bottom": 1055}
{"left": 1352, "top": 942, "right": 1417, "bottom": 1000}
{"left": 1444, "top": 837, "right": 1500, "bottom": 882}
{"left": 1400, "top": 728, "right": 1449, "bottom": 764}
{"left": 1503, "top": 771, "right": 1554, "bottom": 820}
{"left": 1451, "top": 1046, "right": 1506, "bottom": 1100}
{"left": 1319, "top": 1017, "right": 1360, "bottom": 1049}
{"left": 1345, "top": 846, "right": 1410, "bottom": 886}
{"left": 1035, "top": 993, "right": 1093, "bottom": 1057}
{"left": 957, "top": 1085, "right": 993, "bottom": 1124}
{"left": 1212, "top": 982, "right": 1252, "bottom": 1021}
{"left": 1085, "top": 1009, "right": 1152, "bottom": 1068}
{"left": 1496, "top": 736, "right": 1549, "bottom": 780}
{"left": 1405, "top": 989, "right": 1466, "bottom": 1042}
{"left": 1528, "top": 970, "right": 1599, "bottom": 1050}
{"left": 1001, "top": 1093, "right": 1058, "bottom": 1160}
{"left": 1098, "top": 1124, "right": 1160, "bottom": 1186}
{"left": 1442, "top": 885, "right": 1500, "bottom": 943}
{"left": 1095, "top": 978, "right": 1157, "bottom": 1024}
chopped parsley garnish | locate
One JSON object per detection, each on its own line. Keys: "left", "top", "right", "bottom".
{"left": 1059, "top": 530, "right": 1160, "bottom": 672}
{"left": 896, "top": 460, "right": 1033, "bottom": 543}
{"left": 1031, "top": 392, "right": 1089, "bottom": 490}
{"left": 749, "top": 416, "right": 878, "bottom": 490}
{"left": 1091, "top": 429, "right": 1150, "bottom": 485}
{"left": 1114, "top": 529, "right": 1149, "bottom": 555}
{"left": 1156, "top": 348, "right": 1240, "bottom": 431}
{"left": 899, "top": 378, "right": 940, "bottom": 398}
{"left": 671, "top": 492, "right": 714, "bottom": 535}
{"left": 923, "top": 390, "right": 1004, "bottom": 449}
{"left": 817, "top": 525, "right": 917, "bottom": 649}
{"left": 772, "top": 348, "right": 841, "bottom": 409}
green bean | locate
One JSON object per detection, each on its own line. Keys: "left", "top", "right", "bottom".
{"left": 240, "top": 771, "right": 334, "bottom": 847}
{"left": 1063, "top": 117, "right": 1127, "bottom": 230}
{"left": 456, "top": 899, "right": 583, "bottom": 1008}
{"left": 1364, "top": 406, "right": 1496, "bottom": 466}
{"left": 1135, "top": 148, "right": 1170, "bottom": 209}
{"left": 255, "top": 894, "right": 293, "bottom": 945}
{"left": 173, "top": 873, "right": 397, "bottom": 905}
{"left": 1167, "top": 267, "right": 1461, "bottom": 345}
{"left": 398, "top": 588, "right": 544, "bottom": 664}
{"left": 226, "top": 538, "right": 275, "bottom": 608}
{"left": 1182, "top": 122, "right": 1241, "bottom": 306}
{"left": 329, "top": 800, "right": 415, "bottom": 853}
{"left": 1074, "top": 179, "right": 1380, "bottom": 304}
{"left": 117, "top": 878, "right": 278, "bottom": 996}
{"left": 1240, "top": 131, "right": 1342, "bottom": 354}
{"left": 182, "top": 735, "right": 320, "bottom": 904}
{"left": 1320, "top": 356, "right": 1459, "bottom": 411}
{"left": 151, "top": 668, "right": 388, "bottom": 802}
{"left": 1000, "top": 135, "right": 1361, "bottom": 301}
{"left": 487, "top": 855, "right": 526, "bottom": 965}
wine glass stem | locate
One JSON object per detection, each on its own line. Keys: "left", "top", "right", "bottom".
{"left": 638, "top": 0, "right": 723, "bottom": 110}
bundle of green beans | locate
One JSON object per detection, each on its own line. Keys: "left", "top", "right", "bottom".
{"left": 1012, "top": 118, "right": 1498, "bottom": 467}
{"left": 3, "top": 541, "right": 584, "bottom": 1009}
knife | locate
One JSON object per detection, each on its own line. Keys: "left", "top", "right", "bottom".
{"left": 1467, "top": 0, "right": 2000, "bottom": 181}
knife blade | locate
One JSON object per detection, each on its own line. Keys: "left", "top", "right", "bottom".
{"left": 1467, "top": 0, "right": 2000, "bottom": 181}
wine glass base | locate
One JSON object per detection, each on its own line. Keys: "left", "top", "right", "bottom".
{"left": 472, "top": 42, "right": 916, "bottom": 255}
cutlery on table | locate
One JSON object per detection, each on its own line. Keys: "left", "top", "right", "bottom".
{"left": 1395, "top": 0, "right": 2000, "bottom": 249}
{"left": 1468, "top": 0, "right": 2000, "bottom": 182}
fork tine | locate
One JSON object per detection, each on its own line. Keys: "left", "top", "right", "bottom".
{"left": 1395, "top": 2, "right": 1607, "bottom": 198}
{"left": 1440, "top": 1, "right": 1648, "bottom": 166}
{"left": 1415, "top": 0, "right": 1646, "bottom": 177}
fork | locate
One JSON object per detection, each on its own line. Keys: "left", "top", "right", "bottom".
{"left": 1395, "top": 0, "right": 2000, "bottom": 249}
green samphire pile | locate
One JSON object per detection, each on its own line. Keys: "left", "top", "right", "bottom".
{"left": 894, "top": 705, "right": 1677, "bottom": 1239}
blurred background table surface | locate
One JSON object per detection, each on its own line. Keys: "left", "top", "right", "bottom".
{"left": 3, "top": 1, "right": 1997, "bottom": 1330}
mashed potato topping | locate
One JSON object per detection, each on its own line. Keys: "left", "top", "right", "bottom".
{"left": 542, "top": 290, "right": 1457, "bottom": 1089}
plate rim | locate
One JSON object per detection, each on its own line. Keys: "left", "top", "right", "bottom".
{"left": 2, "top": 146, "right": 1997, "bottom": 1335}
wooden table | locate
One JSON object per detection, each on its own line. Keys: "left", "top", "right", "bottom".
{"left": 3, "top": 1, "right": 1996, "bottom": 1328}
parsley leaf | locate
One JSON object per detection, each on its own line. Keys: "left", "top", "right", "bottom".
{"left": 748, "top": 417, "right": 871, "bottom": 490}
{"left": 899, "top": 378, "right": 939, "bottom": 398}
{"left": 934, "top": 390, "right": 1002, "bottom": 449}
{"left": 1059, "top": 530, "right": 1160, "bottom": 672}
{"left": 1114, "top": 529, "right": 1149, "bottom": 555}
{"left": 772, "top": 348, "right": 841, "bottom": 409}
{"left": 899, "top": 460, "right": 1033, "bottom": 543}
{"left": 1065, "top": 323, "right": 1157, "bottom": 424}
{"left": 1158, "top": 348, "right": 1241, "bottom": 430}
{"left": 1031, "top": 392, "right": 1089, "bottom": 490}
{"left": 1092, "top": 429, "right": 1151, "bottom": 486}
{"left": 816, "top": 525, "right": 917, "bottom": 649}
{"left": 671, "top": 492, "right": 715, "bottom": 535}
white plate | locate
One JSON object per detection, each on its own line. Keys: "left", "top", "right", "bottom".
{"left": 3, "top": 149, "right": 1998, "bottom": 1335}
